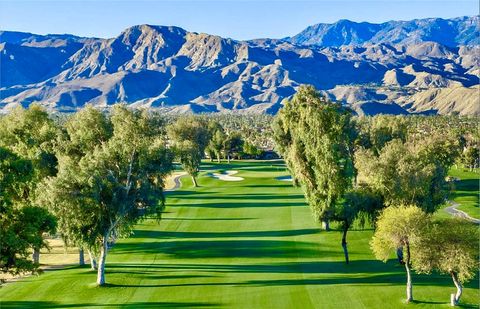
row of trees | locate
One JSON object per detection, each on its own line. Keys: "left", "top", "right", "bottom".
{"left": 273, "top": 85, "right": 478, "bottom": 305}
{"left": 0, "top": 105, "right": 268, "bottom": 285}
{"left": 1, "top": 105, "right": 173, "bottom": 285}
{"left": 372, "top": 206, "right": 478, "bottom": 306}
{"left": 167, "top": 116, "right": 264, "bottom": 187}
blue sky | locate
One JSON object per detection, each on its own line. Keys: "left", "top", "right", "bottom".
{"left": 0, "top": 1, "right": 477, "bottom": 40}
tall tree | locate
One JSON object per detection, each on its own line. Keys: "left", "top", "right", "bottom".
{"left": 39, "top": 105, "right": 173, "bottom": 285}
{"left": 370, "top": 205, "right": 430, "bottom": 303}
{"left": 0, "top": 147, "right": 35, "bottom": 277}
{"left": 0, "top": 105, "right": 59, "bottom": 264}
{"left": 355, "top": 138, "right": 450, "bottom": 213}
{"left": 273, "top": 85, "right": 356, "bottom": 230}
{"left": 52, "top": 105, "right": 113, "bottom": 268}
{"left": 413, "top": 219, "right": 479, "bottom": 306}
{"left": 167, "top": 117, "right": 210, "bottom": 187}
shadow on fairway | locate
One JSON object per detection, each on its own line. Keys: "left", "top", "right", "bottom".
{"left": 175, "top": 201, "right": 306, "bottom": 208}
{"left": 130, "top": 228, "right": 320, "bottom": 239}
{"left": 162, "top": 217, "right": 257, "bottom": 221}
{"left": 412, "top": 300, "right": 478, "bottom": 308}
{"left": 176, "top": 193, "right": 305, "bottom": 201}
{"left": 114, "top": 239, "right": 323, "bottom": 259}
{"left": 0, "top": 301, "right": 219, "bottom": 308}
{"left": 241, "top": 184, "right": 293, "bottom": 188}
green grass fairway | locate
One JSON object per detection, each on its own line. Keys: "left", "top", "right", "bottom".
{"left": 447, "top": 168, "right": 480, "bottom": 219}
{"left": 1, "top": 161, "right": 478, "bottom": 308}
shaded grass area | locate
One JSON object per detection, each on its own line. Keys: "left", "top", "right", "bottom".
{"left": 1, "top": 160, "right": 478, "bottom": 308}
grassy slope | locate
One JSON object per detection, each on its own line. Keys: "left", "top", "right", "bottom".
{"left": 1, "top": 161, "right": 478, "bottom": 308}
{"left": 447, "top": 167, "right": 479, "bottom": 219}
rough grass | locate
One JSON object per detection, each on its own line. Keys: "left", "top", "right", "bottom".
{"left": 1, "top": 161, "right": 478, "bottom": 308}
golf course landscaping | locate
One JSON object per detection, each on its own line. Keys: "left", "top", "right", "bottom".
{"left": 0, "top": 160, "right": 478, "bottom": 308}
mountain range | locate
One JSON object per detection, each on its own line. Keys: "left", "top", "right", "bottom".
{"left": 1, "top": 16, "right": 479, "bottom": 115}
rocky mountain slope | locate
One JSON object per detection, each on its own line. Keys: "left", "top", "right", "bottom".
{"left": 0, "top": 16, "right": 479, "bottom": 115}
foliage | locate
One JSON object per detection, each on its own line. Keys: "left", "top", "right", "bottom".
{"left": 355, "top": 137, "right": 455, "bottom": 213}
{"left": 414, "top": 219, "right": 479, "bottom": 283}
{"left": 371, "top": 205, "right": 431, "bottom": 302}
{"left": 371, "top": 205, "right": 430, "bottom": 261}
{"left": 0, "top": 148, "right": 55, "bottom": 277}
{"left": 168, "top": 117, "right": 210, "bottom": 186}
{"left": 224, "top": 133, "right": 244, "bottom": 161}
{"left": 273, "top": 85, "right": 356, "bottom": 222}
{"left": 38, "top": 105, "right": 173, "bottom": 285}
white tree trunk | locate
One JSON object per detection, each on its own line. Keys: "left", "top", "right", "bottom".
{"left": 405, "top": 263, "right": 413, "bottom": 303}
{"left": 32, "top": 248, "right": 40, "bottom": 264}
{"left": 404, "top": 243, "right": 413, "bottom": 303}
{"left": 88, "top": 249, "right": 97, "bottom": 270}
{"left": 321, "top": 220, "right": 330, "bottom": 231}
{"left": 79, "top": 248, "right": 85, "bottom": 266}
{"left": 450, "top": 271, "right": 462, "bottom": 306}
{"left": 96, "top": 236, "right": 108, "bottom": 286}
{"left": 227, "top": 154, "right": 231, "bottom": 163}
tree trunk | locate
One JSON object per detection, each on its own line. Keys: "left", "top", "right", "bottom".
{"left": 191, "top": 176, "right": 198, "bottom": 187}
{"left": 404, "top": 243, "right": 413, "bottom": 303}
{"left": 450, "top": 271, "right": 462, "bottom": 306}
{"left": 96, "top": 235, "right": 108, "bottom": 286}
{"left": 321, "top": 220, "right": 330, "bottom": 231}
{"left": 32, "top": 248, "right": 40, "bottom": 265}
{"left": 79, "top": 248, "right": 85, "bottom": 266}
{"left": 396, "top": 247, "right": 404, "bottom": 264}
{"left": 88, "top": 249, "right": 97, "bottom": 270}
{"left": 227, "top": 154, "right": 231, "bottom": 163}
{"left": 216, "top": 154, "right": 220, "bottom": 163}
{"left": 341, "top": 223, "right": 349, "bottom": 264}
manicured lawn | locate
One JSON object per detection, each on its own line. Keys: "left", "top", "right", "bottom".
{"left": 1, "top": 161, "right": 478, "bottom": 308}
{"left": 446, "top": 167, "right": 479, "bottom": 219}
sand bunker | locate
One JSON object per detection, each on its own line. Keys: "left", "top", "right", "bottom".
{"left": 276, "top": 175, "right": 293, "bottom": 182}
{"left": 211, "top": 170, "right": 244, "bottom": 181}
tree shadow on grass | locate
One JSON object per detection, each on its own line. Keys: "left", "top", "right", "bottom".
{"left": 162, "top": 217, "right": 257, "bottom": 221}
{"left": 174, "top": 201, "right": 306, "bottom": 209}
{"left": 241, "top": 184, "right": 293, "bottom": 188}
{"left": 113, "top": 239, "right": 323, "bottom": 259}
{"left": 175, "top": 193, "right": 305, "bottom": 201}
{"left": 130, "top": 228, "right": 320, "bottom": 239}
{"left": 0, "top": 301, "right": 219, "bottom": 308}
{"left": 412, "top": 300, "right": 478, "bottom": 308}
{"left": 105, "top": 260, "right": 390, "bottom": 276}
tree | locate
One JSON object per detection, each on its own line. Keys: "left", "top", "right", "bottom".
{"left": 206, "top": 121, "right": 225, "bottom": 162}
{"left": 413, "top": 219, "right": 479, "bottom": 306}
{"left": 333, "top": 187, "right": 381, "bottom": 263}
{"left": 0, "top": 147, "right": 35, "bottom": 277}
{"left": 51, "top": 105, "right": 113, "bottom": 268}
{"left": 370, "top": 205, "right": 430, "bottom": 303}
{"left": 460, "top": 146, "right": 479, "bottom": 171}
{"left": 168, "top": 117, "right": 210, "bottom": 187}
{"left": 243, "top": 141, "right": 262, "bottom": 159}
{"left": 224, "top": 133, "right": 244, "bottom": 162}
{"left": 356, "top": 139, "right": 448, "bottom": 213}
{"left": 273, "top": 85, "right": 356, "bottom": 230}
{"left": 39, "top": 105, "right": 173, "bottom": 285}
{"left": 0, "top": 105, "right": 59, "bottom": 264}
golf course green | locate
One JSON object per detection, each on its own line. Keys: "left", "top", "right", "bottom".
{"left": 0, "top": 161, "right": 478, "bottom": 308}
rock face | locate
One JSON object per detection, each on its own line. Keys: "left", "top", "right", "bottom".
{"left": 1, "top": 16, "right": 479, "bottom": 115}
